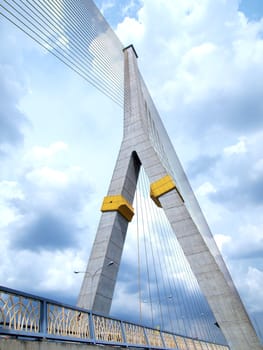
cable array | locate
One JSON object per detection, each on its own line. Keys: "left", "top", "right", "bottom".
{"left": 0, "top": 0, "right": 124, "bottom": 106}
{"left": 135, "top": 74, "right": 227, "bottom": 343}
{"left": 115, "top": 167, "right": 226, "bottom": 345}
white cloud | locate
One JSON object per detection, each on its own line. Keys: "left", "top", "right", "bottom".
{"left": 115, "top": 0, "right": 263, "bottom": 138}
{"left": 0, "top": 180, "right": 24, "bottom": 200}
{"left": 225, "top": 223, "right": 263, "bottom": 260}
{"left": 231, "top": 265, "right": 263, "bottom": 315}
{"left": 111, "top": 280, "right": 141, "bottom": 317}
{"left": 0, "top": 247, "right": 85, "bottom": 299}
{"left": 196, "top": 181, "right": 217, "bottom": 196}
{"left": 0, "top": 181, "right": 24, "bottom": 227}
{"left": 100, "top": 0, "right": 115, "bottom": 15}
{"left": 25, "top": 141, "right": 68, "bottom": 161}
{"left": 214, "top": 234, "right": 231, "bottom": 252}
{"left": 223, "top": 137, "right": 247, "bottom": 155}
{"left": 253, "top": 158, "right": 263, "bottom": 177}
{"left": 116, "top": 16, "right": 144, "bottom": 44}
{"left": 38, "top": 250, "right": 84, "bottom": 293}
{"left": 244, "top": 267, "right": 263, "bottom": 313}
{"left": 121, "top": 0, "right": 138, "bottom": 17}
{"left": 26, "top": 167, "right": 69, "bottom": 187}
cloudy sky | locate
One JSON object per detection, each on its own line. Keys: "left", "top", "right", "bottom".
{"left": 0, "top": 0, "right": 263, "bottom": 342}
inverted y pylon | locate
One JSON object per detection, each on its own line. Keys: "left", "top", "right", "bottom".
{"left": 77, "top": 45, "right": 262, "bottom": 350}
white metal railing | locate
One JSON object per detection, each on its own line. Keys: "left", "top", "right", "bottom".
{"left": 0, "top": 286, "right": 229, "bottom": 350}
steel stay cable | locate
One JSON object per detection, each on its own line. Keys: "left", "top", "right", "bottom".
{"left": 158, "top": 204, "right": 191, "bottom": 336}
{"left": 171, "top": 239, "right": 202, "bottom": 340}
{"left": 150, "top": 178, "right": 194, "bottom": 336}
{"left": 0, "top": 2, "right": 121, "bottom": 102}
{"left": 20, "top": 0, "right": 124, "bottom": 92}
{"left": 66, "top": 0, "right": 123, "bottom": 58}
{"left": 138, "top": 171, "right": 154, "bottom": 327}
{"left": 136, "top": 177, "right": 148, "bottom": 326}
{"left": 0, "top": 0, "right": 122, "bottom": 106}
{"left": 182, "top": 254, "right": 216, "bottom": 341}
{"left": 158, "top": 216, "right": 185, "bottom": 334}
{"left": 61, "top": 0, "right": 124, "bottom": 90}
{"left": 0, "top": 5, "right": 122, "bottom": 107}
{"left": 154, "top": 198, "right": 189, "bottom": 335}
{"left": 141, "top": 167, "right": 179, "bottom": 334}
{"left": 134, "top": 119, "right": 190, "bottom": 333}
{"left": 42, "top": 0, "right": 123, "bottom": 74}
{"left": 142, "top": 91, "right": 218, "bottom": 343}
{"left": 141, "top": 169, "right": 164, "bottom": 330}
{"left": 143, "top": 134, "right": 205, "bottom": 340}
{"left": 176, "top": 239, "right": 214, "bottom": 341}
{"left": 167, "top": 222, "right": 214, "bottom": 342}
{"left": 135, "top": 183, "right": 143, "bottom": 324}
{"left": 0, "top": 6, "right": 122, "bottom": 106}
{"left": 144, "top": 170, "right": 173, "bottom": 332}
{"left": 155, "top": 193, "right": 202, "bottom": 339}
{"left": 168, "top": 230, "right": 213, "bottom": 342}
{"left": 142, "top": 167, "right": 210, "bottom": 342}
{"left": 198, "top": 299, "right": 216, "bottom": 342}
{"left": 166, "top": 223, "right": 199, "bottom": 338}
{"left": 4, "top": 0, "right": 123, "bottom": 101}
{"left": 3, "top": 0, "right": 120, "bottom": 82}
{"left": 70, "top": 0, "right": 113, "bottom": 44}
{"left": 147, "top": 201, "right": 175, "bottom": 333}
{"left": 135, "top": 106, "right": 189, "bottom": 332}
{"left": 149, "top": 187, "right": 183, "bottom": 333}
{"left": 49, "top": 0, "right": 124, "bottom": 86}
{"left": 37, "top": 0, "right": 124, "bottom": 90}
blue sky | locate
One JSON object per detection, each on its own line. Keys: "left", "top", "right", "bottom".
{"left": 1, "top": 0, "right": 263, "bottom": 343}
{"left": 95, "top": 0, "right": 142, "bottom": 25}
{"left": 240, "top": 0, "right": 263, "bottom": 20}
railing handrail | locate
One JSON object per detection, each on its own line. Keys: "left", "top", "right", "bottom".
{"left": 0, "top": 285, "right": 229, "bottom": 350}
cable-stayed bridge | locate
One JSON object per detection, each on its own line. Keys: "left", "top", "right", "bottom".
{"left": 0, "top": 1, "right": 262, "bottom": 350}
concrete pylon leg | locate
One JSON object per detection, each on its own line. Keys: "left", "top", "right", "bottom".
{"left": 77, "top": 151, "right": 141, "bottom": 314}
{"left": 77, "top": 45, "right": 263, "bottom": 350}
{"left": 157, "top": 189, "right": 262, "bottom": 350}
{"left": 77, "top": 45, "right": 152, "bottom": 314}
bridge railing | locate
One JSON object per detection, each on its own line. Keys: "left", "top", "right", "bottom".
{"left": 0, "top": 286, "right": 228, "bottom": 350}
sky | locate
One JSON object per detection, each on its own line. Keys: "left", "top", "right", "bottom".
{"left": 0, "top": 0, "right": 263, "bottom": 343}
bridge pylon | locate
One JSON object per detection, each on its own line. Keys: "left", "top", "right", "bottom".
{"left": 77, "top": 45, "right": 263, "bottom": 350}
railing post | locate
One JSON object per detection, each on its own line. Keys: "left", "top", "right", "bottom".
{"left": 200, "top": 341, "right": 209, "bottom": 350}
{"left": 192, "top": 339, "right": 198, "bottom": 350}
{"left": 160, "top": 331, "right": 166, "bottom": 348}
{"left": 40, "top": 300, "right": 47, "bottom": 337}
{"left": 143, "top": 327, "right": 150, "bottom": 348}
{"left": 120, "top": 321, "right": 127, "bottom": 346}
{"left": 89, "top": 311, "right": 95, "bottom": 343}
{"left": 173, "top": 334, "right": 180, "bottom": 350}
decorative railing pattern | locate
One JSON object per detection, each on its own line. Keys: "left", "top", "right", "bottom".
{"left": 48, "top": 304, "right": 90, "bottom": 338}
{"left": 145, "top": 327, "right": 163, "bottom": 347}
{"left": 162, "top": 331, "right": 177, "bottom": 348}
{"left": 0, "top": 286, "right": 229, "bottom": 350}
{"left": 123, "top": 322, "right": 147, "bottom": 345}
{"left": 93, "top": 314, "right": 123, "bottom": 342}
{"left": 0, "top": 291, "right": 40, "bottom": 333}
